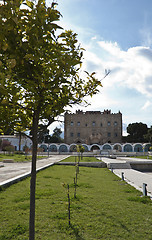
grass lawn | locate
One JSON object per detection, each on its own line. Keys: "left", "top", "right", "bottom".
{"left": 61, "top": 156, "right": 101, "bottom": 162}
{"left": 0, "top": 165, "right": 152, "bottom": 239}
{"left": 132, "top": 155, "right": 152, "bottom": 160}
{"left": 0, "top": 153, "right": 45, "bottom": 162}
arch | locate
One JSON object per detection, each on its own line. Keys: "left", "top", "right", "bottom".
{"left": 113, "top": 143, "right": 122, "bottom": 152}
{"left": 49, "top": 144, "right": 57, "bottom": 152}
{"left": 143, "top": 143, "right": 151, "bottom": 152}
{"left": 123, "top": 143, "right": 133, "bottom": 152}
{"left": 59, "top": 144, "right": 68, "bottom": 152}
{"left": 39, "top": 144, "right": 47, "bottom": 152}
{"left": 90, "top": 144, "right": 100, "bottom": 151}
{"left": 102, "top": 143, "right": 112, "bottom": 150}
{"left": 69, "top": 144, "right": 77, "bottom": 152}
{"left": 82, "top": 144, "right": 89, "bottom": 152}
{"left": 133, "top": 143, "right": 143, "bottom": 152}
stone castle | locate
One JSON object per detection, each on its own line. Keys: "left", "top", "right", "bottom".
{"left": 64, "top": 110, "right": 122, "bottom": 145}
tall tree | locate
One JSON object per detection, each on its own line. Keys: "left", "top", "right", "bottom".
{"left": 144, "top": 126, "right": 152, "bottom": 143}
{"left": 30, "top": 124, "right": 49, "bottom": 143}
{"left": 0, "top": 1, "right": 108, "bottom": 239}
{"left": 126, "top": 122, "right": 148, "bottom": 143}
{"left": 49, "top": 127, "right": 63, "bottom": 143}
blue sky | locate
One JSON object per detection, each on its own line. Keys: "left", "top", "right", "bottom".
{"left": 47, "top": 0, "right": 152, "bottom": 135}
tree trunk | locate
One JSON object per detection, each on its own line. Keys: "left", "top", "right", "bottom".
{"left": 19, "top": 132, "right": 21, "bottom": 151}
{"left": 29, "top": 110, "right": 39, "bottom": 240}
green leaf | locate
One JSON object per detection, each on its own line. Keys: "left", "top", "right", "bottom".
{"left": 25, "top": 0, "right": 34, "bottom": 9}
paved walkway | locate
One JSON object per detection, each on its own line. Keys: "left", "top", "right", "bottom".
{"left": 101, "top": 157, "right": 152, "bottom": 198}
{"left": 1, "top": 155, "right": 152, "bottom": 198}
{"left": 0, "top": 155, "right": 68, "bottom": 187}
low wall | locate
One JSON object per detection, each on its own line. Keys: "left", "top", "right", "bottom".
{"left": 130, "top": 161, "right": 152, "bottom": 171}
{"left": 55, "top": 162, "right": 106, "bottom": 168}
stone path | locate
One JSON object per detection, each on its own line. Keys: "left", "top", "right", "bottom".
{"left": 1, "top": 155, "right": 152, "bottom": 198}
{"left": 101, "top": 157, "right": 152, "bottom": 198}
{"left": 0, "top": 155, "right": 68, "bottom": 187}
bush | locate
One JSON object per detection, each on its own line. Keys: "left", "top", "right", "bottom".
{"left": 5, "top": 145, "right": 15, "bottom": 154}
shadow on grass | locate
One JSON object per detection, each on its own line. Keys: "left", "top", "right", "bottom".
{"left": 127, "top": 196, "right": 152, "bottom": 204}
{"left": 0, "top": 224, "right": 27, "bottom": 240}
{"left": 68, "top": 224, "right": 84, "bottom": 240}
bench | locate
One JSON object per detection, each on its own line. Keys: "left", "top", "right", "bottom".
{"left": 3, "top": 159, "right": 14, "bottom": 163}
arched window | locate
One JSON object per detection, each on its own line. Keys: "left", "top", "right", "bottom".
{"left": 92, "top": 121, "right": 96, "bottom": 126}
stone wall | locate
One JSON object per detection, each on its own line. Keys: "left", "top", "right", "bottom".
{"left": 64, "top": 110, "right": 122, "bottom": 144}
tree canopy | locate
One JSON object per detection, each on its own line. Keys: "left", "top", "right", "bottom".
{"left": 144, "top": 126, "right": 152, "bottom": 143}
{"left": 0, "top": 1, "right": 105, "bottom": 239}
{"left": 125, "top": 122, "right": 148, "bottom": 143}
{"left": 48, "top": 127, "right": 63, "bottom": 143}
{"left": 0, "top": 0, "right": 103, "bottom": 136}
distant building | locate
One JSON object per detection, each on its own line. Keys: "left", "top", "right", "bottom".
{"left": 0, "top": 135, "right": 32, "bottom": 151}
{"left": 64, "top": 110, "right": 122, "bottom": 145}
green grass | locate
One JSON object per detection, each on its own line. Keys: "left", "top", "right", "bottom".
{"left": 0, "top": 153, "right": 45, "bottom": 162}
{"left": 0, "top": 165, "right": 152, "bottom": 239}
{"left": 61, "top": 156, "right": 101, "bottom": 162}
{"left": 132, "top": 155, "right": 152, "bottom": 160}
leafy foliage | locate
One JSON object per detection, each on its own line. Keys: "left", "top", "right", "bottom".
{"left": 1, "top": 139, "right": 11, "bottom": 151}
{"left": 0, "top": 0, "right": 102, "bottom": 136}
{"left": 125, "top": 122, "right": 148, "bottom": 143}
{"left": 0, "top": 1, "right": 104, "bottom": 238}
{"left": 144, "top": 126, "right": 152, "bottom": 143}
{"left": 47, "top": 127, "right": 63, "bottom": 143}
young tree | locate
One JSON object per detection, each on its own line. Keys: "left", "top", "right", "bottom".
{"left": 0, "top": 1, "right": 107, "bottom": 239}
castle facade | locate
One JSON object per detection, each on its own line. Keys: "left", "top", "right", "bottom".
{"left": 64, "top": 110, "right": 122, "bottom": 145}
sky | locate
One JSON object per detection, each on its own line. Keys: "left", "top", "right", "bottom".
{"left": 47, "top": 0, "right": 152, "bottom": 136}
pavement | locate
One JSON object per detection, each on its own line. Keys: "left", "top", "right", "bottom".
{"left": 101, "top": 157, "right": 152, "bottom": 198}
{"left": 0, "top": 155, "right": 68, "bottom": 188}
{"left": 1, "top": 155, "right": 152, "bottom": 198}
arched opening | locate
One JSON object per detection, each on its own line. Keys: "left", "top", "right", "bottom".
{"left": 69, "top": 144, "right": 77, "bottom": 152}
{"left": 134, "top": 144, "right": 143, "bottom": 152}
{"left": 103, "top": 144, "right": 112, "bottom": 150}
{"left": 49, "top": 144, "right": 57, "bottom": 152}
{"left": 82, "top": 144, "right": 89, "bottom": 152}
{"left": 123, "top": 144, "right": 133, "bottom": 152}
{"left": 39, "top": 144, "right": 47, "bottom": 152}
{"left": 59, "top": 144, "right": 68, "bottom": 152}
{"left": 113, "top": 144, "right": 122, "bottom": 152}
{"left": 90, "top": 144, "right": 100, "bottom": 151}
{"left": 144, "top": 144, "right": 151, "bottom": 152}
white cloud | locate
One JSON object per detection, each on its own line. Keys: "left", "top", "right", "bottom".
{"left": 142, "top": 100, "right": 152, "bottom": 110}
{"left": 46, "top": 15, "right": 152, "bottom": 130}
{"left": 82, "top": 40, "right": 152, "bottom": 98}
{"left": 140, "top": 27, "right": 152, "bottom": 47}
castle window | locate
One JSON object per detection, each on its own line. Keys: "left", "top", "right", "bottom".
{"left": 77, "top": 132, "right": 80, "bottom": 137}
{"left": 101, "top": 123, "right": 102, "bottom": 127}
{"left": 77, "top": 121, "right": 80, "bottom": 126}
{"left": 85, "top": 123, "right": 88, "bottom": 127}
{"left": 114, "top": 132, "right": 118, "bottom": 137}
{"left": 70, "top": 132, "right": 74, "bottom": 137}
{"left": 92, "top": 121, "right": 96, "bottom": 126}
{"left": 107, "top": 132, "right": 111, "bottom": 137}
{"left": 107, "top": 121, "right": 111, "bottom": 126}
{"left": 114, "top": 121, "right": 118, "bottom": 126}
{"left": 70, "top": 121, "right": 73, "bottom": 126}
